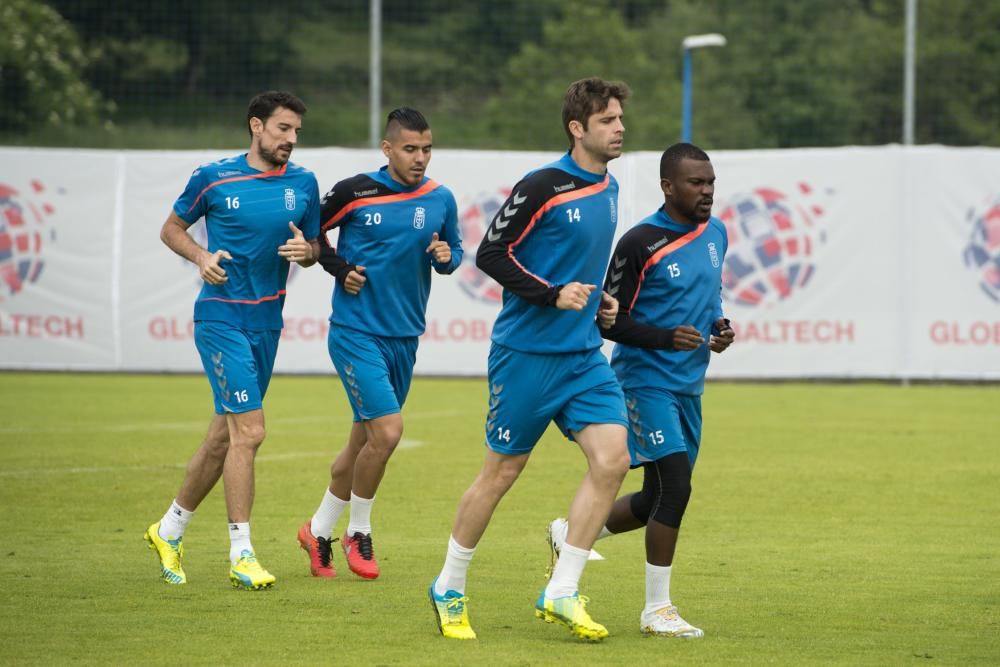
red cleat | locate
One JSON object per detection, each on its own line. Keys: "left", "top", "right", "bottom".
{"left": 342, "top": 531, "right": 379, "bottom": 579}
{"left": 297, "top": 520, "right": 336, "bottom": 578}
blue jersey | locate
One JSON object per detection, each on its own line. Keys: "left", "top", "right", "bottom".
{"left": 477, "top": 152, "right": 619, "bottom": 354}
{"left": 316, "top": 166, "right": 462, "bottom": 338}
{"left": 173, "top": 154, "right": 321, "bottom": 331}
{"left": 604, "top": 209, "right": 728, "bottom": 395}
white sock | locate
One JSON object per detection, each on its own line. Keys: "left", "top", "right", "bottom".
{"left": 228, "top": 522, "right": 253, "bottom": 563}
{"left": 597, "top": 525, "right": 613, "bottom": 540}
{"left": 158, "top": 500, "right": 193, "bottom": 540}
{"left": 545, "top": 542, "right": 589, "bottom": 599}
{"left": 346, "top": 492, "right": 374, "bottom": 536}
{"left": 311, "top": 489, "right": 349, "bottom": 539}
{"left": 434, "top": 535, "right": 476, "bottom": 596}
{"left": 644, "top": 562, "right": 672, "bottom": 614}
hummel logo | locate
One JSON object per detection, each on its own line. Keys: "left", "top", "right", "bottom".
{"left": 512, "top": 192, "right": 527, "bottom": 205}
{"left": 614, "top": 256, "right": 627, "bottom": 269}
{"left": 211, "top": 352, "right": 223, "bottom": 364}
{"left": 647, "top": 237, "right": 669, "bottom": 253}
{"left": 491, "top": 383, "right": 504, "bottom": 395}
{"left": 553, "top": 182, "right": 575, "bottom": 193}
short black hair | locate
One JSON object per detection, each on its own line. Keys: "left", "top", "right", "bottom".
{"left": 660, "top": 142, "right": 710, "bottom": 179}
{"left": 385, "top": 107, "right": 430, "bottom": 136}
{"left": 246, "top": 91, "right": 307, "bottom": 138}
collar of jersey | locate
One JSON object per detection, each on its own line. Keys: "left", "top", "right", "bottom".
{"left": 654, "top": 207, "right": 710, "bottom": 233}
{"left": 372, "top": 165, "right": 428, "bottom": 192}
{"left": 547, "top": 151, "right": 608, "bottom": 184}
{"left": 238, "top": 153, "right": 292, "bottom": 175}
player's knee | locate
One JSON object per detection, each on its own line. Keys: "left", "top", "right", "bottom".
{"left": 484, "top": 457, "right": 526, "bottom": 495}
{"left": 651, "top": 481, "right": 691, "bottom": 529}
{"left": 367, "top": 415, "right": 403, "bottom": 456}
{"left": 650, "top": 453, "right": 693, "bottom": 529}
{"left": 231, "top": 422, "right": 266, "bottom": 449}
{"left": 589, "top": 445, "right": 630, "bottom": 484}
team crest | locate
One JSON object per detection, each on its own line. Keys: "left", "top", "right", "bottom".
{"left": 284, "top": 188, "right": 296, "bottom": 211}
{"left": 413, "top": 206, "right": 426, "bottom": 229}
{"left": 708, "top": 242, "right": 720, "bottom": 268}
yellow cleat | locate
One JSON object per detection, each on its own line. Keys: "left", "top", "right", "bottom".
{"left": 535, "top": 591, "right": 609, "bottom": 641}
{"left": 429, "top": 579, "right": 476, "bottom": 639}
{"left": 229, "top": 550, "right": 276, "bottom": 590}
{"left": 144, "top": 521, "right": 186, "bottom": 585}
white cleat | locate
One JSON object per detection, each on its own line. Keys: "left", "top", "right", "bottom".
{"left": 640, "top": 605, "right": 704, "bottom": 638}
{"left": 548, "top": 517, "right": 605, "bottom": 563}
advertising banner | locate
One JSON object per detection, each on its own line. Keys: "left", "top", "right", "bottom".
{"left": 1, "top": 145, "right": 998, "bottom": 380}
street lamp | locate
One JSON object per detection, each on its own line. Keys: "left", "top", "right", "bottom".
{"left": 681, "top": 33, "right": 727, "bottom": 143}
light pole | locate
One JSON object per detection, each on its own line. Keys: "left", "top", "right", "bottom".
{"left": 681, "top": 33, "right": 727, "bottom": 143}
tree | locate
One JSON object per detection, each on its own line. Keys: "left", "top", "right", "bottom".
{"left": 0, "top": 0, "right": 107, "bottom": 131}
{"left": 481, "top": 4, "right": 681, "bottom": 150}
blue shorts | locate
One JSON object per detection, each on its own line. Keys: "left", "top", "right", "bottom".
{"left": 485, "top": 343, "right": 628, "bottom": 455}
{"left": 194, "top": 321, "right": 280, "bottom": 415}
{"left": 328, "top": 324, "right": 418, "bottom": 422}
{"left": 624, "top": 387, "right": 702, "bottom": 468}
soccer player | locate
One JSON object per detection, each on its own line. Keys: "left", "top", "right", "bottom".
{"left": 549, "top": 142, "right": 735, "bottom": 637}
{"left": 144, "top": 91, "right": 321, "bottom": 590}
{"left": 296, "top": 108, "right": 462, "bottom": 580}
{"left": 428, "top": 78, "right": 632, "bottom": 642}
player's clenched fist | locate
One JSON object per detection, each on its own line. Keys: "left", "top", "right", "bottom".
{"left": 671, "top": 324, "right": 704, "bottom": 351}
{"left": 597, "top": 291, "right": 618, "bottom": 329}
{"left": 278, "top": 221, "right": 313, "bottom": 263}
{"left": 710, "top": 318, "right": 735, "bottom": 353}
{"left": 343, "top": 265, "right": 367, "bottom": 295}
{"left": 199, "top": 249, "right": 232, "bottom": 285}
{"left": 556, "top": 282, "right": 596, "bottom": 311}
{"left": 425, "top": 232, "right": 451, "bottom": 264}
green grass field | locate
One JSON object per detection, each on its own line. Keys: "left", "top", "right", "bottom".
{"left": 1, "top": 373, "right": 998, "bottom": 665}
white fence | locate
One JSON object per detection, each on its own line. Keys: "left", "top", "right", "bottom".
{"left": 1, "top": 145, "right": 998, "bottom": 380}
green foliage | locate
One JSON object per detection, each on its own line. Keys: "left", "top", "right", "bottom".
{"left": 0, "top": 0, "right": 109, "bottom": 131}
{"left": 4, "top": 0, "right": 999, "bottom": 149}
{"left": 483, "top": 4, "right": 681, "bottom": 150}
{"left": 1, "top": 374, "right": 998, "bottom": 664}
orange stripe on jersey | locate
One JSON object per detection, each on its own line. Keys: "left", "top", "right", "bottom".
{"left": 185, "top": 164, "right": 289, "bottom": 215}
{"left": 508, "top": 175, "right": 611, "bottom": 288}
{"left": 629, "top": 223, "right": 709, "bottom": 310}
{"left": 200, "top": 289, "right": 287, "bottom": 305}
{"left": 321, "top": 179, "right": 442, "bottom": 231}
